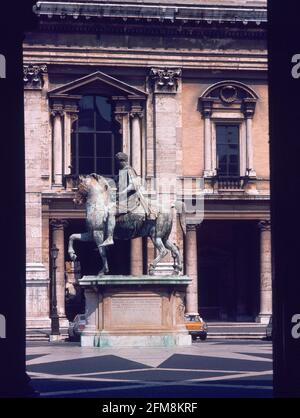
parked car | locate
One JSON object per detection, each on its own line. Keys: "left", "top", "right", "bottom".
{"left": 184, "top": 313, "right": 207, "bottom": 341}
{"left": 266, "top": 315, "right": 272, "bottom": 340}
{"left": 68, "top": 314, "right": 86, "bottom": 340}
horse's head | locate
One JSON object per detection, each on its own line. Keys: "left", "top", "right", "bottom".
{"left": 73, "top": 174, "right": 110, "bottom": 205}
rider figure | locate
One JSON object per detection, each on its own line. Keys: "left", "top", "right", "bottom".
{"left": 100, "top": 152, "right": 157, "bottom": 247}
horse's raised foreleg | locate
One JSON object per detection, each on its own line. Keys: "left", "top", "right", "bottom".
{"left": 93, "top": 230, "right": 109, "bottom": 276}
{"left": 68, "top": 232, "right": 93, "bottom": 261}
{"left": 164, "top": 239, "right": 183, "bottom": 274}
{"left": 149, "top": 236, "right": 168, "bottom": 274}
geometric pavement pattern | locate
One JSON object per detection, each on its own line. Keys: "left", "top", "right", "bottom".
{"left": 26, "top": 340, "right": 273, "bottom": 398}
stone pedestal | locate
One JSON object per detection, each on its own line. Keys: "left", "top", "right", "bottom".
{"left": 79, "top": 275, "right": 192, "bottom": 347}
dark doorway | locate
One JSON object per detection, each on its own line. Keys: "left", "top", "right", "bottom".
{"left": 64, "top": 220, "right": 130, "bottom": 276}
{"left": 64, "top": 219, "right": 130, "bottom": 320}
{"left": 197, "top": 220, "right": 260, "bottom": 321}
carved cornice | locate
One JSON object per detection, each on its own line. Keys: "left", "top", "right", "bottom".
{"left": 23, "top": 64, "right": 47, "bottom": 89}
{"left": 34, "top": 3, "right": 267, "bottom": 40}
{"left": 150, "top": 68, "right": 182, "bottom": 93}
{"left": 33, "top": 3, "right": 267, "bottom": 23}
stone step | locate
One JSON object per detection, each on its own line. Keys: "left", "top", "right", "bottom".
{"left": 26, "top": 329, "right": 68, "bottom": 342}
{"left": 207, "top": 322, "right": 266, "bottom": 327}
{"left": 207, "top": 333, "right": 266, "bottom": 340}
{"left": 26, "top": 333, "right": 49, "bottom": 342}
{"left": 203, "top": 322, "right": 267, "bottom": 339}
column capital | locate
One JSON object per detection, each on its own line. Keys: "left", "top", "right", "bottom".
{"left": 258, "top": 219, "right": 271, "bottom": 231}
{"left": 186, "top": 224, "right": 197, "bottom": 232}
{"left": 50, "top": 219, "right": 69, "bottom": 230}
{"left": 50, "top": 108, "right": 64, "bottom": 118}
{"left": 129, "top": 103, "right": 143, "bottom": 119}
{"left": 49, "top": 96, "right": 81, "bottom": 119}
{"left": 149, "top": 67, "right": 182, "bottom": 93}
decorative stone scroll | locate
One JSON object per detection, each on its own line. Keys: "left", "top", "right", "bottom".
{"left": 150, "top": 68, "right": 182, "bottom": 93}
{"left": 23, "top": 64, "right": 47, "bottom": 89}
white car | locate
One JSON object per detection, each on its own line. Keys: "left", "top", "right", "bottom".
{"left": 68, "top": 314, "right": 86, "bottom": 340}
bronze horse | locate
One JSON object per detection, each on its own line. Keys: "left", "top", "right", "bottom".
{"left": 68, "top": 174, "right": 186, "bottom": 276}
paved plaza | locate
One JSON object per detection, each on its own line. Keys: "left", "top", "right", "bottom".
{"left": 26, "top": 340, "right": 273, "bottom": 398}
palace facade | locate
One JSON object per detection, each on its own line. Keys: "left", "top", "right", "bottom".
{"left": 24, "top": 0, "right": 270, "bottom": 329}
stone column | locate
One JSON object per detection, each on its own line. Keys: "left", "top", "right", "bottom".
{"left": 201, "top": 99, "right": 214, "bottom": 177}
{"left": 243, "top": 98, "right": 257, "bottom": 177}
{"left": 130, "top": 102, "right": 143, "bottom": 176}
{"left": 114, "top": 100, "right": 130, "bottom": 158}
{"left": 51, "top": 108, "right": 64, "bottom": 186}
{"left": 64, "top": 111, "right": 78, "bottom": 176}
{"left": 130, "top": 103, "right": 144, "bottom": 275}
{"left": 150, "top": 68, "right": 182, "bottom": 269}
{"left": 256, "top": 220, "right": 272, "bottom": 324}
{"left": 50, "top": 219, "right": 69, "bottom": 327}
{"left": 185, "top": 224, "right": 198, "bottom": 314}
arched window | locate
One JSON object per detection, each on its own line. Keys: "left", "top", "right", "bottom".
{"left": 199, "top": 81, "right": 258, "bottom": 183}
{"left": 71, "top": 95, "right": 121, "bottom": 176}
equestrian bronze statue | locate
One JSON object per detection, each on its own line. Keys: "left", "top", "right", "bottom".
{"left": 68, "top": 152, "right": 186, "bottom": 276}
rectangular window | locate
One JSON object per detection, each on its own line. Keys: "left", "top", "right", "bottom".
{"left": 71, "top": 95, "right": 121, "bottom": 176}
{"left": 216, "top": 124, "right": 240, "bottom": 177}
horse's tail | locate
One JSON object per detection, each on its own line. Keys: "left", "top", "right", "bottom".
{"left": 172, "top": 201, "right": 186, "bottom": 235}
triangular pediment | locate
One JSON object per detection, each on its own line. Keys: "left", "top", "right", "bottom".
{"left": 48, "top": 71, "right": 147, "bottom": 99}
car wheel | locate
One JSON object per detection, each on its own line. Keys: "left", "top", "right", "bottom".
{"left": 200, "top": 334, "right": 207, "bottom": 341}
{"left": 192, "top": 335, "right": 197, "bottom": 341}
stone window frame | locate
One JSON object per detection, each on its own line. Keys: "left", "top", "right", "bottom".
{"left": 47, "top": 71, "right": 147, "bottom": 188}
{"left": 71, "top": 95, "right": 122, "bottom": 177}
{"left": 211, "top": 117, "right": 246, "bottom": 178}
{"left": 199, "top": 80, "right": 258, "bottom": 180}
